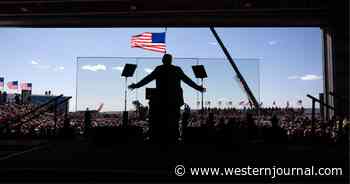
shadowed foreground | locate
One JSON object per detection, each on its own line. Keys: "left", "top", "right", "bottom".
{"left": 0, "top": 137, "right": 347, "bottom": 183}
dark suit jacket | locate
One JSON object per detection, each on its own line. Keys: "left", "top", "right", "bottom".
{"left": 134, "top": 64, "right": 202, "bottom": 107}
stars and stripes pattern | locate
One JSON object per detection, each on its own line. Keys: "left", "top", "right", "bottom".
{"left": 238, "top": 100, "right": 252, "bottom": 107}
{"left": 246, "top": 100, "right": 251, "bottom": 106}
{"left": 131, "top": 32, "right": 166, "bottom": 53}
{"left": 20, "top": 83, "right": 32, "bottom": 91}
{"left": 7, "top": 81, "right": 18, "bottom": 90}
{"left": 96, "top": 103, "right": 104, "bottom": 112}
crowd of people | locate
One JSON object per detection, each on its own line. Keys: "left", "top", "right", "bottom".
{"left": 61, "top": 106, "right": 349, "bottom": 144}
{"left": 69, "top": 112, "right": 122, "bottom": 134}
{"left": 0, "top": 103, "right": 34, "bottom": 124}
{"left": 0, "top": 98, "right": 349, "bottom": 144}
{"left": 184, "top": 107, "right": 349, "bottom": 143}
{"left": 0, "top": 91, "right": 22, "bottom": 105}
{"left": 0, "top": 99, "right": 66, "bottom": 137}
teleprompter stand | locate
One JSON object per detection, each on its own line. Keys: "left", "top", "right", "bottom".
{"left": 121, "top": 63, "right": 137, "bottom": 127}
{"left": 192, "top": 65, "right": 207, "bottom": 111}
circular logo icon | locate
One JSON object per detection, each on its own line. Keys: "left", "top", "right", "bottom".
{"left": 174, "top": 165, "right": 186, "bottom": 176}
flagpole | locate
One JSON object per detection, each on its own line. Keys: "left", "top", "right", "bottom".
{"left": 164, "top": 27, "right": 167, "bottom": 54}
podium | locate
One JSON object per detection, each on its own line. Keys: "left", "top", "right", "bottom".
{"left": 145, "top": 87, "right": 158, "bottom": 122}
{"left": 121, "top": 64, "right": 137, "bottom": 127}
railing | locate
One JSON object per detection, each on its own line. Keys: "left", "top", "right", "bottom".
{"left": 2, "top": 94, "right": 72, "bottom": 137}
{"left": 14, "top": 96, "right": 72, "bottom": 130}
{"left": 1, "top": 94, "right": 63, "bottom": 131}
{"left": 306, "top": 94, "right": 335, "bottom": 135}
{"left": 12, "top": 94, "right": 64, "bottom": 124}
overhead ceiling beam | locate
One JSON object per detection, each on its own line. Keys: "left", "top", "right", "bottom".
{"left": 0, "top": 0, "right": 131, "bottom": 4}
{"left": 0, "top": 8, "right": 328, "bottom": 27}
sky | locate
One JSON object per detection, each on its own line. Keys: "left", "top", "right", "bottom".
{"left": 0, "top": 28, "right": 323, "bottom": 111}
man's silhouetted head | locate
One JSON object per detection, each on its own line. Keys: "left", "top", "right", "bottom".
{"left": 162, "top": 54, "right": 172, "bottom": 65}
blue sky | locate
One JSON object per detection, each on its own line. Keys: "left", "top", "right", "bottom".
{"left": 0, "top": 28, "right": 323, "bottom": 111}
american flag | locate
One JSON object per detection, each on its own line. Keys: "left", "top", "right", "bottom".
{"left": 235, "top": 75, "right": 253, "bottom": 106}
{"left": 21, "top": 83, "right": 32, "bottom": 91}
{"left": 239, "top": 100, "right": 245, "bottom": 106}
{"left": 96, "top": 103, "right": 104, "bottom": 112}
{"left": 0, "top": 77, "right": 4, "bottom": 88}
{"left": 246, "top": 101, "right": 251, "bottom": 106}
{"left": 131, "top": 32, "right": 166, "bottom": 53}
{"left": 7, "top": 81, "right": 18, "bottom": 90}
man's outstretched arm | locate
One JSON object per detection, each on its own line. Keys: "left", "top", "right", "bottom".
{"left": 129, "top": 68, "right": 157, "bottom": 89}
{"left": 179, "top": 68, "right": 205, "bottom": 92}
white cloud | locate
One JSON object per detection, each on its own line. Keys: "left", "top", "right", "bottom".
{"left": 300, "top": 74, "right": 322, "bottom": 81}
{"left": 36, "top": 65, "right": 51, "bottom": 70}
{"left": 144, "top": 68, "right": 153, "bottom": 74}
{"left": 53, "top": 66, "right": 65, "bottom": 71}
{"left": 81, "top": 64, "right": 106, "bottom": 72}
{"left": 208, "top": 42, "right": 218, "bottom": 46}
{"left": 112, "top": 66, "right": 124, "bottom": 72}
{"left": 288, "top": 74, "right": 322, "bottom": 81}
{"left": 30, "top": 60, "right": 52, "bottom": 70}
{"left": 288, "top": 75, "right": 299, "bottom": 80}
{"left": 30, "top": 60, "right": 39, "bottom": 65}
{"left": 268, "top": 40, "right": 278, "bottom": 45}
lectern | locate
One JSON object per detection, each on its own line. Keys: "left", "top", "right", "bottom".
{"left": 192, "top": 65, "right": 207, "bottom": 111}
{"left": 121, "top": 64, "right": 137, "bottom": 127}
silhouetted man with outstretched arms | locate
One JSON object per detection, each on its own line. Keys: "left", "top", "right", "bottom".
{"left": 129, "top": 54, "right": 205, "bottom": 144}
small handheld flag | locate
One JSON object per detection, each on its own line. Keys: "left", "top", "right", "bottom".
{"left": 0, "top": 77, "right": 4, "bottom": 89}
{"left": 131, "top": 32, "right": 166, "bottom": 53}
{"left": 7, "top": 81, "right": 18, "bottom": 90}
{"left": 96, "top": 103, "right": 104, "bottom": 112}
